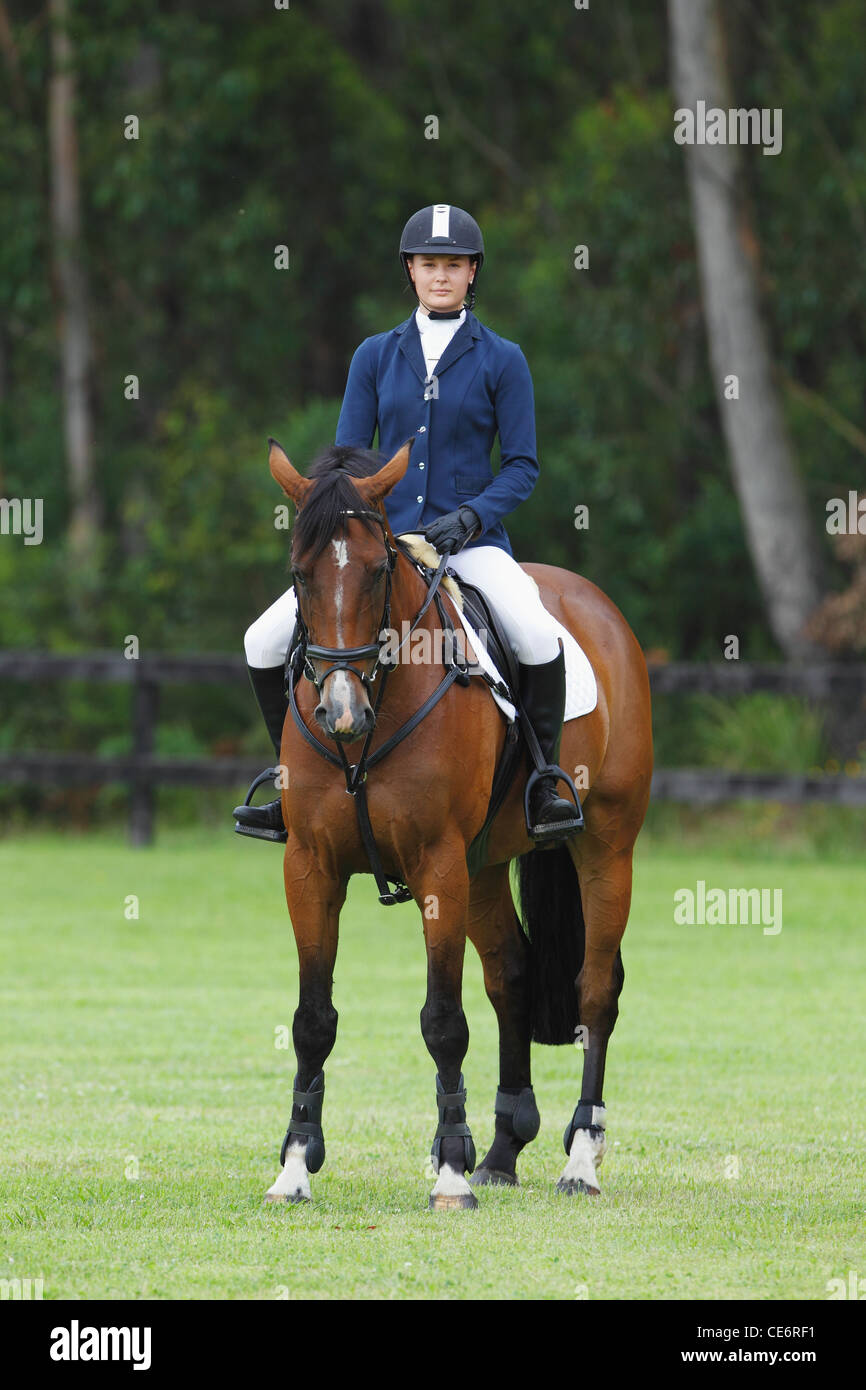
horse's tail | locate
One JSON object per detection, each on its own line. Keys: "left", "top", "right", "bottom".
{"left": 516, "top": 845, "right": 584, "bottom": 1045}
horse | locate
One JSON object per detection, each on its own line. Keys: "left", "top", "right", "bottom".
{"left": 261, "top": 437, "right": 653, "bottom": 1210}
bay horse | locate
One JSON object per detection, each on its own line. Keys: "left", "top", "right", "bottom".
{"left": 262, "top": 437, "right": 653, "bottom": 1210}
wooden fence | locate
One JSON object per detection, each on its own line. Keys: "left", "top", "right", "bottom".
{"left": 0, "top": 651, "right": 864, "bottom": 845}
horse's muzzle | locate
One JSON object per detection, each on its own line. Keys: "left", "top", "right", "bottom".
{"left": 314, "top": 698, "right": 376, "bottom": 742}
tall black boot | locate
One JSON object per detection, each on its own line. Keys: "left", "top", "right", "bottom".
{"left": 518, "top": 648, "right": 584, "bottom": 844}
{"left": 233, "top": 664, "right": 289, "bottom": 842}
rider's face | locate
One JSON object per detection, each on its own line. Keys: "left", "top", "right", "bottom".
{"left": 407, "top": 254, "right": 475, "bottom": 312}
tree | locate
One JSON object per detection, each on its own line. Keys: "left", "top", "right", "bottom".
{"left": 668, "top": 0, "right": 824, "bottom": 659}
{"left": 48, "top": 0, "right": 100, "bottom": 586}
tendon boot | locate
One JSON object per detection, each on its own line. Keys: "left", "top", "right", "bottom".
{"left": 518, "top": 647, "right": 584, "bottom": 844}
{"left": 233, "top": 663, "right": 289, "bottom": 842}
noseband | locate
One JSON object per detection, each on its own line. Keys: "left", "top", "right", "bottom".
{"left": 292, "top": 509, "right": 398, "bottom": 696}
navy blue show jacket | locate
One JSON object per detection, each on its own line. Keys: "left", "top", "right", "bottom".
{"left": 334, "top": 309, "right": 539, "bottom": 556}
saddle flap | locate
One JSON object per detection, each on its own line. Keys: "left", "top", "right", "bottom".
{"left": 452, "top": 579, "right": 520, "bottom": 706}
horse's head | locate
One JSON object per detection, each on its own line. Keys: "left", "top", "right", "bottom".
{"left": 270, "top": 437, "right": 412, "bottom": 742}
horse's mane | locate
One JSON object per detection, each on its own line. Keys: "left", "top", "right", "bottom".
{"left": 292, "top": 445, "right": 386, "bottom": 562}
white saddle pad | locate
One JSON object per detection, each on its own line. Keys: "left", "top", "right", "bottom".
{"left": 446, "top": 597, "right": 598, "bottom": 724}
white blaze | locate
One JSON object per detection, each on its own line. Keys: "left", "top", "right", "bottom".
{"left": 331, "top": 538, "right": 347, "bottom": 639}
{"left": 329, "top": 538, "right": 353, "bottom": 714}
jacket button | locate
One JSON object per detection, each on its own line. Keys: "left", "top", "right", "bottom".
{"left": 418, "top": 462, "right": 425, "bottom": 470}
{"left": 418, "top": 426, "right": 426, "bottom": 433}
{"left": 416, "top": 495, "right": 423, "bottom": 503}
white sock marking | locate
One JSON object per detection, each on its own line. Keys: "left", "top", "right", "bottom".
{"left": 265, "top": 1140, "right": 311, "bottom": 1202}
{"left": 431, "top": 1162, "right": 473, "bottom": 1199}
{"left": 560, "top": 1127, "right": 606, "bottom": 1190}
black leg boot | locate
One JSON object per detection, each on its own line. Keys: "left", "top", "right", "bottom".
{"left": 518, "top": 648, "right": 584, "bottom": 844}
{"left": 233, "top": 664, "right": 289, "bottom": 842}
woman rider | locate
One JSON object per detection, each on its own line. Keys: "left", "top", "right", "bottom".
{"left": 234, "top": 204, "right": 581, "bottom": 844}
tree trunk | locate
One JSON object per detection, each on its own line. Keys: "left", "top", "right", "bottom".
{"left": 120, "top": 40, "right": 162, "bottom": 568}
{"left": 48, "top": 0, "right": 100, "bottom": 575}
{"left": 0, "top": 0, "right": 26, "bottom": 114}
{"left": 668, "top": 0, "right": 823, "bottom": 660}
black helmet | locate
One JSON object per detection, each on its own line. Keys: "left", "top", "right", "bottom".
{"left": 399, "top": 204, "right": 484, "bottom": 310}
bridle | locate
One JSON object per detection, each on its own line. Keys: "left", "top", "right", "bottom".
{"left": 291, "top": 508, "right": 452, "bottom": 697}
{"left": 292, "top": 509, "right": 399, "bottom": 696}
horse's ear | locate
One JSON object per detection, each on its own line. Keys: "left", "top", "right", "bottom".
{"left": 269, "top": 438, "right": 313, "bottom": 506}
{"left": 354, "top": 438, "right": 413, "bottom": 506}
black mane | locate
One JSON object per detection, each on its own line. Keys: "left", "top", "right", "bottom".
{"left": 292, "top": 445, "right": 385, "bottom": 562}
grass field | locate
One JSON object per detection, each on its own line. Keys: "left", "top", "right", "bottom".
{"left": 1, "top": 829, "right": 864, "bottom": 1301}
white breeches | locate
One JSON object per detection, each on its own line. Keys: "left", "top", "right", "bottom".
{"left": 446, "top": 546, "right": 560, "bottom": 663}
{"left": 244, "top": 544, "right": 561, "bottom": 669}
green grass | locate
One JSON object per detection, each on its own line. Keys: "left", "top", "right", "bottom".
{"left": 1, "top": 830, "right": 864, "bottom": 1300}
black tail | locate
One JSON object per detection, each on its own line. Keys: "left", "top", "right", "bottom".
{"left": 516, "top": 845, "right": 584, "bottom": 1045}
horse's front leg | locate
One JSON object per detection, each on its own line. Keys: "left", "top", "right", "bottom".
{"left": 415, "top": 841, "right": 477, "bottom": 1212}
{"left": 264, "top": 840, "right": 346, "bottom": 1204}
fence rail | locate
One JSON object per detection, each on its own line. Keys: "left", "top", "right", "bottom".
{"left": 649, "top": 768, "right": 866, "bottom": 806}
{"left": 1, "top": 652, "right": 864, "bottom": 844}
{"left": 646, "top": 660, "right": 866, "bottom": 698}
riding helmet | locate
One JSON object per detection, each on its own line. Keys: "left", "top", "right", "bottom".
{"left": 399, "top": 204, "right": 484, "bottom": 310}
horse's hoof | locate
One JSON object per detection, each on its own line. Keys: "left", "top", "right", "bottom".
{"left": 428, "top": 1191, "right": 479, "bottom": 1211}
{"left": 555, "top": 1177, "right": 600, "bottom": 1197}
{"left": 264, "top": 1191, "right": 309, "bottom": 1205}
{"left": 469, "top": 1167, "right": 518, "bottom": 1187}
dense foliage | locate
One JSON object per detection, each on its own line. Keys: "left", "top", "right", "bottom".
{"left": 0, "top": 1, "right": 864, "bottom": 788}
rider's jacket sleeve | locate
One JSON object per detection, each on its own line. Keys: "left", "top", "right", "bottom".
{"left": 335, "top": 339, "right": 378, "bottom": 449}
{"left": 468, "top": 343, "right": 538, "bottom": 537}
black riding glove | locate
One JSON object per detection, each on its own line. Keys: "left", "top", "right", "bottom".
{"left": 424, "top": 506, "right": 480, "bottom": 555}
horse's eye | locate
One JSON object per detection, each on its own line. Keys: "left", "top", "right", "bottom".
{"left": 293, "top": 571, "right": 307, "bottom": 589}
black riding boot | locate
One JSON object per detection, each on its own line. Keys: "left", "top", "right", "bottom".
{"left": 233, "top": 664, "right": 289, "bottom": 842}
{"left": 518, "top": 649, "right": 584, "bottom": 843}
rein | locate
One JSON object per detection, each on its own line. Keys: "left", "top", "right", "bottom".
{"left": 287, "top": 512, "right": 470, "bottom": 906}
